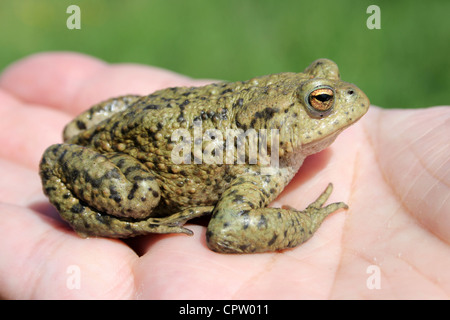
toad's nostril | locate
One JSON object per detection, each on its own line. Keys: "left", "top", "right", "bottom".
{"left": 348, "top": 90, "right": 355, "bottom": 95}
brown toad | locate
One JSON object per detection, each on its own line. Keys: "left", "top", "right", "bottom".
{"left": 39, "top": 59, "right": 369, "bottom": 253}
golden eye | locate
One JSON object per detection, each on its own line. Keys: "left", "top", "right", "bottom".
{"left": 308, "top": 87, "right": 334, "bottom": 112}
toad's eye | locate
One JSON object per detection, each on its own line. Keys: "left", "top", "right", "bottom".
{"left": 306, "top": 87, "right": 335, "bottom": 117}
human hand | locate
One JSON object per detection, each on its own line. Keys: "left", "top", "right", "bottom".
{"left": 0, "top": 52, "right": 448, "bottom": 299}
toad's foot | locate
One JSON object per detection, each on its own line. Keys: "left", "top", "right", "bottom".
{"left": 71, "top": 206, "right": 214, "bottom": 238}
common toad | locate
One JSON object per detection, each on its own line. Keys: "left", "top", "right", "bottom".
{"left": 40, "top": 59, "right": 369, "bottom": 253}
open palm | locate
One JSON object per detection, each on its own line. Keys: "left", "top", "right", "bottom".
{"left": 0, "top": 52, "right": 448, "bottom": 299}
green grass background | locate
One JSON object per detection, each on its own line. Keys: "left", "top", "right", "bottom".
{"left": 1, "top": 0, "right": 449, "bottom": 109}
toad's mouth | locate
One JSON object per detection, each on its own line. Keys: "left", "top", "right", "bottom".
{"left": 300, "top": 127, "right": 346, "bottom": 157}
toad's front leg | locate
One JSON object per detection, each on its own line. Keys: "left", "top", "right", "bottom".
{"left": 206, "top": 178, "right": 347, "bottom": 254}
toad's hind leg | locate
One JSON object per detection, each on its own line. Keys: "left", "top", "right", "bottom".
{"left": 63, "top": 95, "right": 141, "bottom": 141}
{"left": 40, "top": 143, "right": 207, "bottom": 238}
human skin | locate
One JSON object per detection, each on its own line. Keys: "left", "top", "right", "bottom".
{"left": 0, "top": 52, "right": 448, "bottom": 299}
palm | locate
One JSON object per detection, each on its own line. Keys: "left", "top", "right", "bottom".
{"left": 0, "top": 53, "right": 448, "bottom": 299}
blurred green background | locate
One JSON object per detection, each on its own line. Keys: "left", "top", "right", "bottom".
{"left": 0, "top": 0, "right": 449, "bottom": 109}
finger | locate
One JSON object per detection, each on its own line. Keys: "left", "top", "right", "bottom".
{"left": 0, "top": 89, "right": 69, "bottom": 168}
{"left": 0, "top": 52, "right": 213, "bottom": 115}
{"left": 0, "top": 52, "right": 106, "bottom": 114}
{"left": 0, "top": 202, "right": 138, "bottom": 299}
{"left": 0, "top": 159, "right": 44, "bottom": 206}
